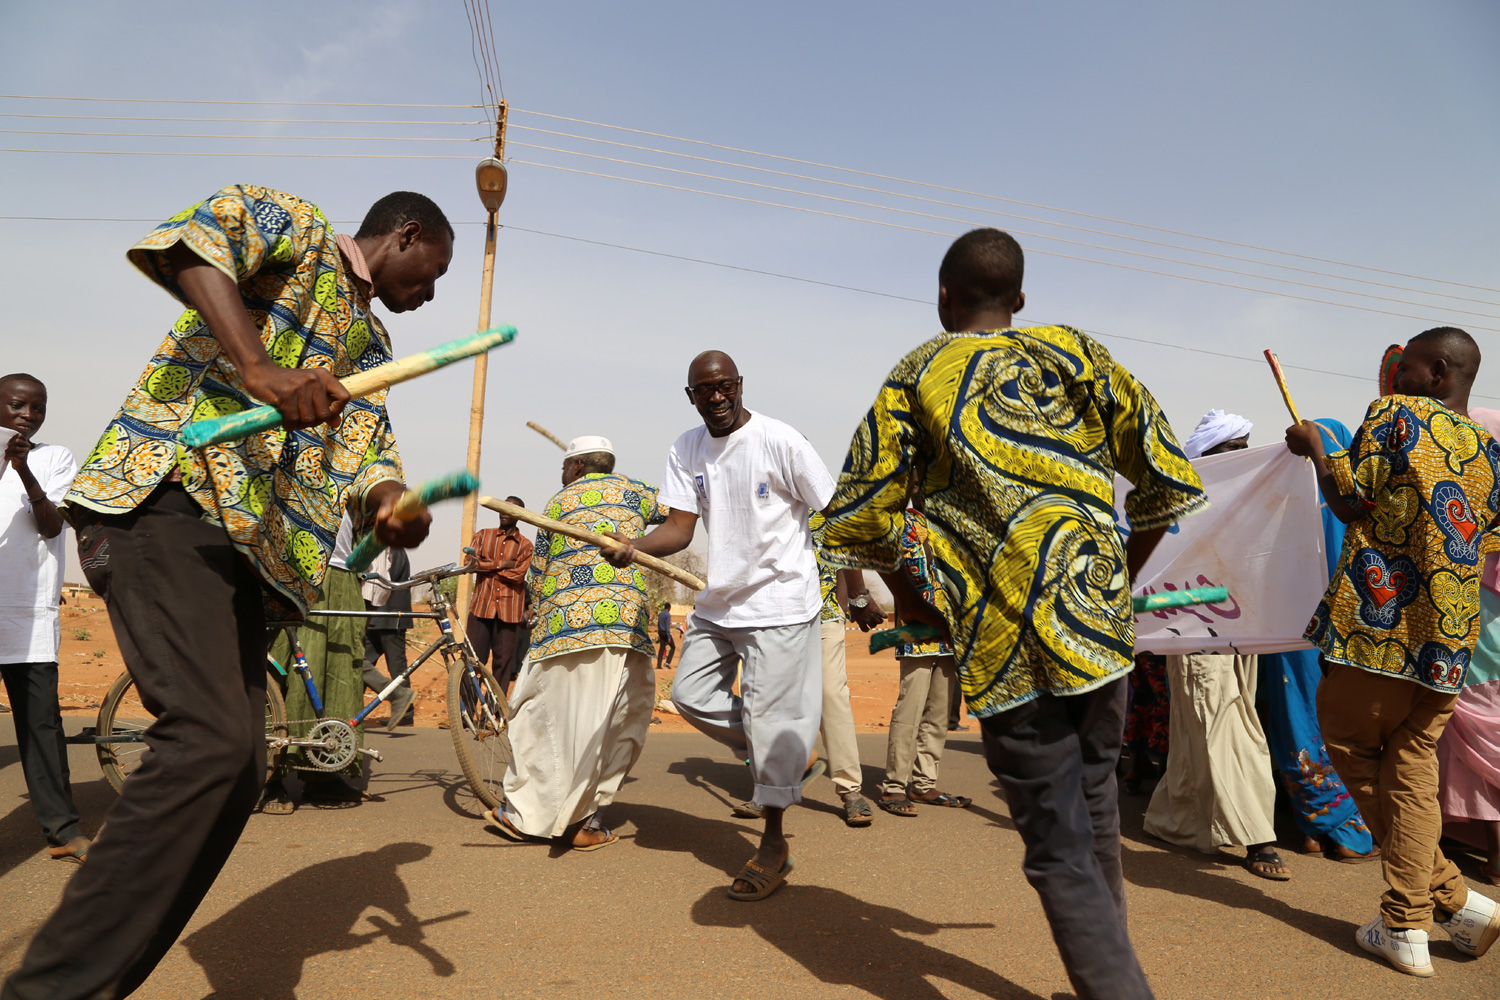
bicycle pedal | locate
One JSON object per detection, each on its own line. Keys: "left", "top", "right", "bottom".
{"left": 356, "top": 747, "right": 384, "bottom": 762}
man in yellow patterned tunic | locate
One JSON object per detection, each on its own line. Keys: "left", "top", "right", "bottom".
{"left": 823, "top": 228, "right": 1207, "bottom": 1000}
{"left": 2, "top": 187, "right": 449, "bottom": 1000}
{"left": 488, "top": 436, "right": 667, "bottom": 851}
{"left": 1288, "top": 326, "right": 1500, "bottom": 977}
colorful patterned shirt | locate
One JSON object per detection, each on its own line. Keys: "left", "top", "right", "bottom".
{"left": 895, "top": 509, "right": 955, "bottom": 658}
{"left": 527, "top": 473, "right": 669, "bottom": 663}
{"left": 823, "top": 326, "right": 1208, "bottom": 717}
{"left": 65, "top": 185, "right": 402, "bottom": 621}
{"left": 1305, "top": 395, "right": 1500, "bottom": 693}
{"left": 808, "top": 509, "right": 844, "bottom": 623}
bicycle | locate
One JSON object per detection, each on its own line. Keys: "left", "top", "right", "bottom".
{"left": 85, "top": 561, "right": 515, "bottom": 809}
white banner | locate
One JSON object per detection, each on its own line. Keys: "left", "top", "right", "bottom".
{"left": 1118, "top": 442, "right": 1328, "bottom": 656}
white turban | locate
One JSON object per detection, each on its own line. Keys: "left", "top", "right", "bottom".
{"left": 1183, "top": 409, "right": 1252, "bottom": 459}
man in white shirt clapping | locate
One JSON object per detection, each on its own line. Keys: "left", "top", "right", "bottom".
{"left": 0, "top": 373, "right": 87, "bottom": 863}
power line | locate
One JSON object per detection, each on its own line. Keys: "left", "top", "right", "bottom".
{"left": 0, "top": 94, "right": 476, "bottom": 108}
{"left": 0, "top": 112, "right": 486, "bottom": 126}
{"left": 6, "top": 93, "right": 1494, "bottom": 298}
{"left": 506, "top": 157, "right": 1500, "bottom": 333}
{"left": 0, "top": 128, "right": 484, "bottom": 143}
{"left": 1, "top": 212, "right": 1489, "bottom": 401}
{"left": 506, "top": 122, "right": 1500, "bottom": 310}
{"left": 7, "top": 105, "right": 1494, "bottom": 311}
{"left": 512, "top": 107, "right": 1500, "bottom": 297}
{"left": 4, "top": 127, "right": 1491, "bottom": 322}
{"left": 2, "top": 139, "right": 1491, "bottom": 330}
{"left": 506, "top": 140, "right": 1500, "bottom": 322}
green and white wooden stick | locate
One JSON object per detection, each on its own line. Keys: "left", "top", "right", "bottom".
{"left": 345, "top": 470, "right": 481, "bottom": 574}
{"left": 868, "top": 586, "right": 1232, "bottom": 653}
{"left": 180, "top": 325, "right": 518, "bottom": 449}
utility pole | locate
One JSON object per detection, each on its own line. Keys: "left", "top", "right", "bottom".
{"left": 458, "top": 100, "right": 508, "bottom": 621}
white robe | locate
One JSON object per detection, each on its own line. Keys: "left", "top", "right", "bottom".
{"left": 1143, "top": 653, "right": 1277, "bottom": 852}
{"left": 501, "top": 646, "right": 655, "bottom": 838}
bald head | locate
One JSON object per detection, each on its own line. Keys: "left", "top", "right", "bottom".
{"left": 688, "top": 350, "right": 739, "bottom": 384}
{"left": 684, "top": 350, "right": 747, "bottom": 436}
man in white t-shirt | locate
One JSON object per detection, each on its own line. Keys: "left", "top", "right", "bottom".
{"left": 604, "top": 351, "right": 835, "bottom": 901}
{"left": 0, "top": 374, "right": 88, "bottom": 863}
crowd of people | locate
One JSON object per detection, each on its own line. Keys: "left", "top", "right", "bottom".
{"left": 1, "top": 182, "right": 1498, "bottom": 998}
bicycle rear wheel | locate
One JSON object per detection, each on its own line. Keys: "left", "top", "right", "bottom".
{"left": 95, "top": 667, "right": 288, "bottom": 794}
{"left": 446, "top": 654, "right": 513, "bottom": 810}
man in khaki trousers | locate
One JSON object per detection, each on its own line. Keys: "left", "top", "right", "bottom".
{"left": 878, "top": 507, "right": 971, "bottom": 815}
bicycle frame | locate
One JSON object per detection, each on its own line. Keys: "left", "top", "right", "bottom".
{"left": 276, "top": 564, "right": 486, "bottom": 729}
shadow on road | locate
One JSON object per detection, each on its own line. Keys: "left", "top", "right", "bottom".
{"left": 181, "top": 842, "right": 468, "bottom": 999}
{"left": 0, "top": 776, "right": 113, "bottom": 881}
{"left": 1117, "top": 841, "right": 1361, "bottom": 956}
{"left": 692, "top": 884, "right": 1043, "bottom": 1000}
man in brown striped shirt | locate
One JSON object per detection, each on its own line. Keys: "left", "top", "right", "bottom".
{"left": 466, "top": 496, "right": 533, "bottom": 689}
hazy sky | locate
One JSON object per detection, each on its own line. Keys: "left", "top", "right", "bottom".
{"left": 3, "top": 1, "right": 1497, "bottom": 581}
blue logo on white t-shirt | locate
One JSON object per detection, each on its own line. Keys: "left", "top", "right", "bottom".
{"left": 695, "top": 474, "right": 708, "bottom": 500}
{"left": 756, "top": 482, "right": 770, "bottom": 499}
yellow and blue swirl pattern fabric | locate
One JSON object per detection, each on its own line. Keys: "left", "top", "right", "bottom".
{"left": 823, "top": 327, "right": 1207, "bottom": 717}
{"left": 808, "top": 509, "right": 844, "bottom": 623}
{"left": 66, "top": 186, "right": 401, "bottom": 622}
{"left": 1305, "top": 395, "right": 1500, "bottom": 693}
{"left": 527, "top": 473, "right": 670, "bottom": 662}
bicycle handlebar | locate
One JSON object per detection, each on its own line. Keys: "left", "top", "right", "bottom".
{"left": 361, "top": 562, "right": 476, "bottom": 592}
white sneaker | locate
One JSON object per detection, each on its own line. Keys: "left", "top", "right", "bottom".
{"left": 1356, "top": 917, "right": 1435, "bottom": 977}
{"left": 1435, "top": 889, "right": 1500, "bottom": 958}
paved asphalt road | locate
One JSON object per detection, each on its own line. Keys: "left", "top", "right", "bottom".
{"left": 0, "top": 716, "right": 1495, "bottom": 998}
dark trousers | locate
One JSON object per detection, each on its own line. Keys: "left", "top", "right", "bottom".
{"left": 3, "top": 484, "right": 268, "bottom": 1000}
{"left": 0, "top": 661, "right": 82, "bottom": 847}
{"left": 363, "top": 629, "right": 411, "bottom": 689}
{"left": 466, "top": 615, "right": 524, "bottom": 688}
{"left": 979, "top": 678, "right": 1154, "bottom": 1000}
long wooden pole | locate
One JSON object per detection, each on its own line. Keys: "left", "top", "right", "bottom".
{"left": 457, "top": 209, "right": 499, "bottom": 621}
{"left": 479, "top": 496, "right": 706, "bottom": 591}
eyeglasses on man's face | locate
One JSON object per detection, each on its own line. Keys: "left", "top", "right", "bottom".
{"left": 685, "top": 377, "right": 743, "bottom": 402}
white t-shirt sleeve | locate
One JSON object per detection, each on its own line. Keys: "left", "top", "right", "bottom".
{"left": 42, "top": 446, "right": 78, "bottom": 504}
{"left": 657, "top": 435, "right": 700, "bottom": 515}
{"left": 783, "top": 432, "right": 836, "bottom": 511}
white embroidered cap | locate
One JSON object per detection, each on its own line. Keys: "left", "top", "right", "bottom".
{"left": 564, "top": 435, "right": 615, "bottom": 459}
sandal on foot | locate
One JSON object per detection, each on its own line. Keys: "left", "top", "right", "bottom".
{"left": 727, "top": 854, "right": 795, "bottom": 901}
{"left": 877, "top": 795, "right": 919, "bottom": 817}
{"left": 1333, "top": 845, "right": 1382, "bottom": 865}
{"left": 485, "top": 807, "right": 535, "bottom": 843}
{"left": 843, "top": 795, "right": 874, "bottom": 827}
{"left": 1481, "top": 861, "right": 1500, "bottom": 886}
{"left": 572, "top": 826, "right": 619, "bottom": 852}
{"left": 912, "top": 791, "right": 971, "bottom": 809}
{"left": 47, "top": 836, "right": 90, "bottom": 865}
{"left": 258, "top": 785, "right": 296, "bottom": 816}
{"left": 1247, "top": 848, "right": 1293, "bottom": 881}
{"left": 732, "top": 800, "right": 765, "bottom": 820}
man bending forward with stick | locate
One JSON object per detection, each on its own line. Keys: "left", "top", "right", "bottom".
{"left": 605, "top": 351, "right": 834, "bottom": 900}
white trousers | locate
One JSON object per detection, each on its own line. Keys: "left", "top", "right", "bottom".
{"left": 501, "top": 646, "right": 655, "bottom": 838}
{"left": 671, "top": 615, "right": 823, "bottom": 809}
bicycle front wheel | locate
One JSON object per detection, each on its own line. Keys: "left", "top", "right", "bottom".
{"left": 95, "top": 668, "right": 288, "bottom": 795}
{"left": 447, "top": 655, "right": 513, "bottom": 810}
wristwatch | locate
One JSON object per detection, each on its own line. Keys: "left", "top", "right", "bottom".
{"left": 848, "top": 594, "right": 871, "bottom": 609}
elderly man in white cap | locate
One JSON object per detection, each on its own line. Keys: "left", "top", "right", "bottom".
{"left": 485, "top": 435, "right": 668, "bottom": 850}
{"left": 1143, "top": 409, "right": 1290, "bottom": 880}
